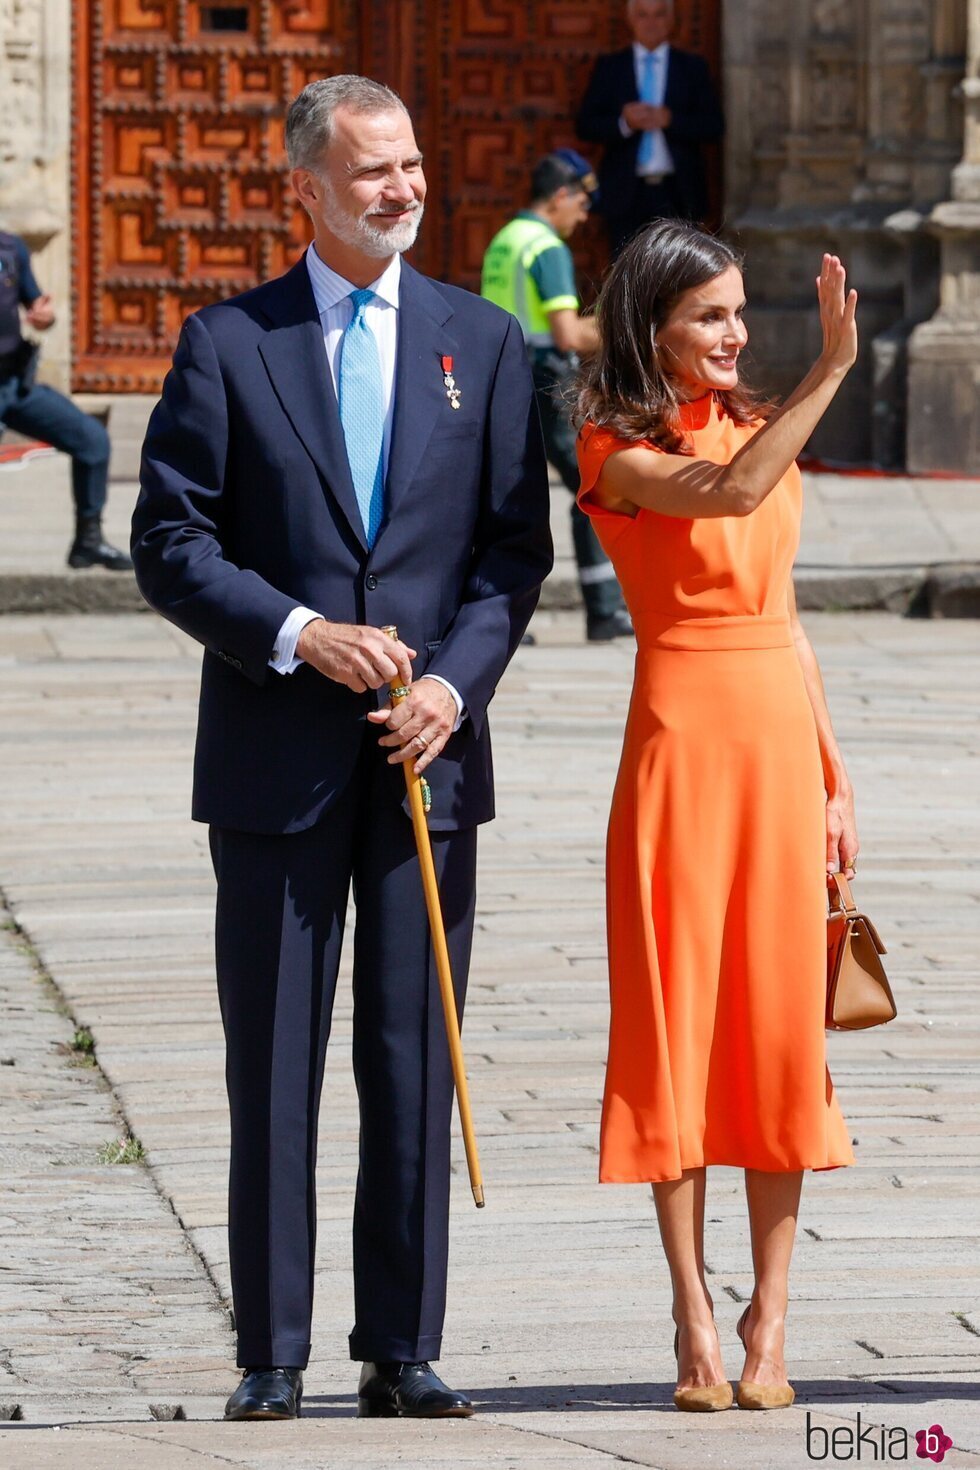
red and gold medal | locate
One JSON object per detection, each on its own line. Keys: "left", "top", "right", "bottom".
{"left": 441, "top": 354, "right": 461, "bottom": 410}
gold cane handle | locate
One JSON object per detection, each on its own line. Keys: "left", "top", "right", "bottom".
{"left": 381, "top": 630, "right": 431, "bottom": 811}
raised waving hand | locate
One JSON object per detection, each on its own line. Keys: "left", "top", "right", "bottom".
{"left": 816, "top": 253, "right": 858, "bottom": 375}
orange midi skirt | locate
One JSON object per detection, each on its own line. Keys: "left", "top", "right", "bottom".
{"left": 599, "top": 636, "right": 855, "bottom": 1183}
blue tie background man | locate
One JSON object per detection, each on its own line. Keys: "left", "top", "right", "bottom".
{"left": 576, "top": 0, "right": 724, "bottom": 256}
{"left": 636, "top": 47, "right": 671, "bottom": 175}
{"left": 133, "top": 74, "right": 552, "bottom": 1423}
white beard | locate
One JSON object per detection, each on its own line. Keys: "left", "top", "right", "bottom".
{"left": 320, "top": 175, "right": 424, "bottom": 258}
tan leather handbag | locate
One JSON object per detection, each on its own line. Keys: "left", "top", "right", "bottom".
{"left": 826, "top": 873, "right": 897, "bottom": 1030}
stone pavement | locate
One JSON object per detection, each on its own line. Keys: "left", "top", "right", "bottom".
{"left": 0, "top": 607, "right": 977, "bottom": 1468}
{"left": 1, "top": 452, "right": 979, "bottom": 613}
{"left": 0, "top": 909, "right": 232, "bottom": 1423}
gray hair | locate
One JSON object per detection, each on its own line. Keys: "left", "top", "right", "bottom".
{"left": 285, "top": 74, "right": 408, "bottom": 171}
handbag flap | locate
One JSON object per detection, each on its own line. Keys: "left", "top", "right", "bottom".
{"left": 828, "top": 916, "right": 897, "bottom": 1029}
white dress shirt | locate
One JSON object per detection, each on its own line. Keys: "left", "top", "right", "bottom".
{"left": 619, "top": 41, "right": 675, "bottom": 177}
{"left": 269, "top": 245, "right": 464, "bottom": 728}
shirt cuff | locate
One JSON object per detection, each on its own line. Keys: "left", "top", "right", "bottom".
{"left": 423, "top": 674, "right": 466, "bottom": 732}
{"left": 619, "top": 113, "right": 634, "bottom": 138}
{"left": 540, "top": 294, "right": 580, "bottom": 314}
{"left": 269, "top": 606, "right": 323, "bottom": 675}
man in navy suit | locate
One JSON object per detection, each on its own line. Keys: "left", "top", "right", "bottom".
{"left": 132, "top": 75, "right": 552, "bottom": 1422}
{"left": 576, "top": 0, "right": 724, "bottom": 255}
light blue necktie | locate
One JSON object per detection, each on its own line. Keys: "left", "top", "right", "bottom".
{"left": 637, "top": 50, "right": 658, "bottom": 172}
{"left": 338, "top": 287, "right": 385, "bottom": 547}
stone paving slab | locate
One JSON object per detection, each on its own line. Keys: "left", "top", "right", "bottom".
{"left": 0, "top": 609, "right": 977, "bottom": 1469}
{"left": 0, "top": 905, "right": 233, "bottom": 1427}
{"left": 2, "top": 456, "right": 980, "bottom": 612}
{"left": 2, "top": 1400, "right": 980, "bottom": 1470}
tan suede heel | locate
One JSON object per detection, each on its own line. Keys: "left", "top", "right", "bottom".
{"left": 672, "top": 1326, "right": 734, "bottom": 1412}
{"left": 735, "top": 1307, "right": 796, "bottom": 1410}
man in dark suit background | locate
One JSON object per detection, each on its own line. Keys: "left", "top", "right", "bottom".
{"left": 132, "top": 74, "right": 551, "bottom": 1423}
{"left": 576, "top": 0, "right": 724, "bottom": 255}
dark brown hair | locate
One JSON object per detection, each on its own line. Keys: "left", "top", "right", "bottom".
{"left": 574, "top": 220, "right": 772, "bottom": 453}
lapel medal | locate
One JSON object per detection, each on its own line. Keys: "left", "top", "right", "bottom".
{"left": 441, "top": 354, "right": 461, "bottom": 409}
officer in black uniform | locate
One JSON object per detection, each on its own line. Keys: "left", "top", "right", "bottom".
{"left": 0, "top": 229, "right": 131, "bottom": 570}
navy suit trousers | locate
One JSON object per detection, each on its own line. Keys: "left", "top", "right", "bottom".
{"left": 210, "top": 732, "right": 477, "bottom": 1369}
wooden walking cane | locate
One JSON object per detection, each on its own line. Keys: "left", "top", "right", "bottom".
{"left": 381, "top": 626, "right": 485, "bottom": 1208}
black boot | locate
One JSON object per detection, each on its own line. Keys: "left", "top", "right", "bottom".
{"left": 67, "top": 515, "right": 133, "bottom": 571}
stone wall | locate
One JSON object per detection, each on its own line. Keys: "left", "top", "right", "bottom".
{"left": 0, "top": 0, "right": 72, "bottom": 390}
{"left": 907, "top": 0, "right": 980, "bottom": 471}
{"left": 725, "top": 0, "right": 967, "bottom": 464}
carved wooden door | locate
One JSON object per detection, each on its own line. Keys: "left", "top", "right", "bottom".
{"left": 72, "top": 0, "right": 720, "bottom": 391}
{"left": 72, "top": 0, "right": 358, "bottom": 392}
{"left": 363, "top": 0, "right": 722, "bottom": 297}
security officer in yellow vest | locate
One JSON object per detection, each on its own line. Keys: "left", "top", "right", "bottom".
{"left": 480, "top": 151, "right": 631, "bottom": 641}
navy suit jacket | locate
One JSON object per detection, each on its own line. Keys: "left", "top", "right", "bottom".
{"left": 576, "top": 46, "right": 724, "bottom": 223}
{"left": 132, "top": 254, "right": 553, "bottom": 835}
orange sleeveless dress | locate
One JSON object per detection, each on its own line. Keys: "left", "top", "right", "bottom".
{"left": 577, "top": 394, "right": 855, "bottom": 1183}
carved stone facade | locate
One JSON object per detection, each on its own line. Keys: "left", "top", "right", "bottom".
{"left": 0, "top": 0, "right": 72, "bottom": 387}
{"left": 726, "top": 0, "right": 968, "bottom": 464}
{"left": 1, "top": 0, "right": 975, "bottom": 464}
{"left": 907, "top": 0, "right": 980, "bottom": 470}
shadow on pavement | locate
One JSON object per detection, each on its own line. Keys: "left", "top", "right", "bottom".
{"left": 300, "top": 1378, "right": 979, "bottom": 1417}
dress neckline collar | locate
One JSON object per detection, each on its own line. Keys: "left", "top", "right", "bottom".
{"left": 676, "top": 392, "right": 717, "bottom": 432}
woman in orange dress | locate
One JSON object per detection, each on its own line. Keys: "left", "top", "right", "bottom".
{"left": 575, "top": 223, "right": 860, "bottom": 1413}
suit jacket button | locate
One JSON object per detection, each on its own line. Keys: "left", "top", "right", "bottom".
{"left": 365, "top": 574, "right": 378, "bottom": 591}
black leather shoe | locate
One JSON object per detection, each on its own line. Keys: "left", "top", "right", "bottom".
{"left": 224, "top": 1366, "right": 303, "bottom": 1420}
{"left": 587, "top": 608, "right": 633, "bottom": 642}
{"left": 67, "top": 515, "right": 134, "bottom": 571}
{"left": 357, "top": 1360, "right": 473, "bottom": 1418}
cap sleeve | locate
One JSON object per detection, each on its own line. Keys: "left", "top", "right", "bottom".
{"left": 576, "top": 421, "right": 658, "bottom": 525}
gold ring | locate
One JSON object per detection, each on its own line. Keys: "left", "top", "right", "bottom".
{"left": 415, "top": 734, "right": 428, "bottom": 750}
